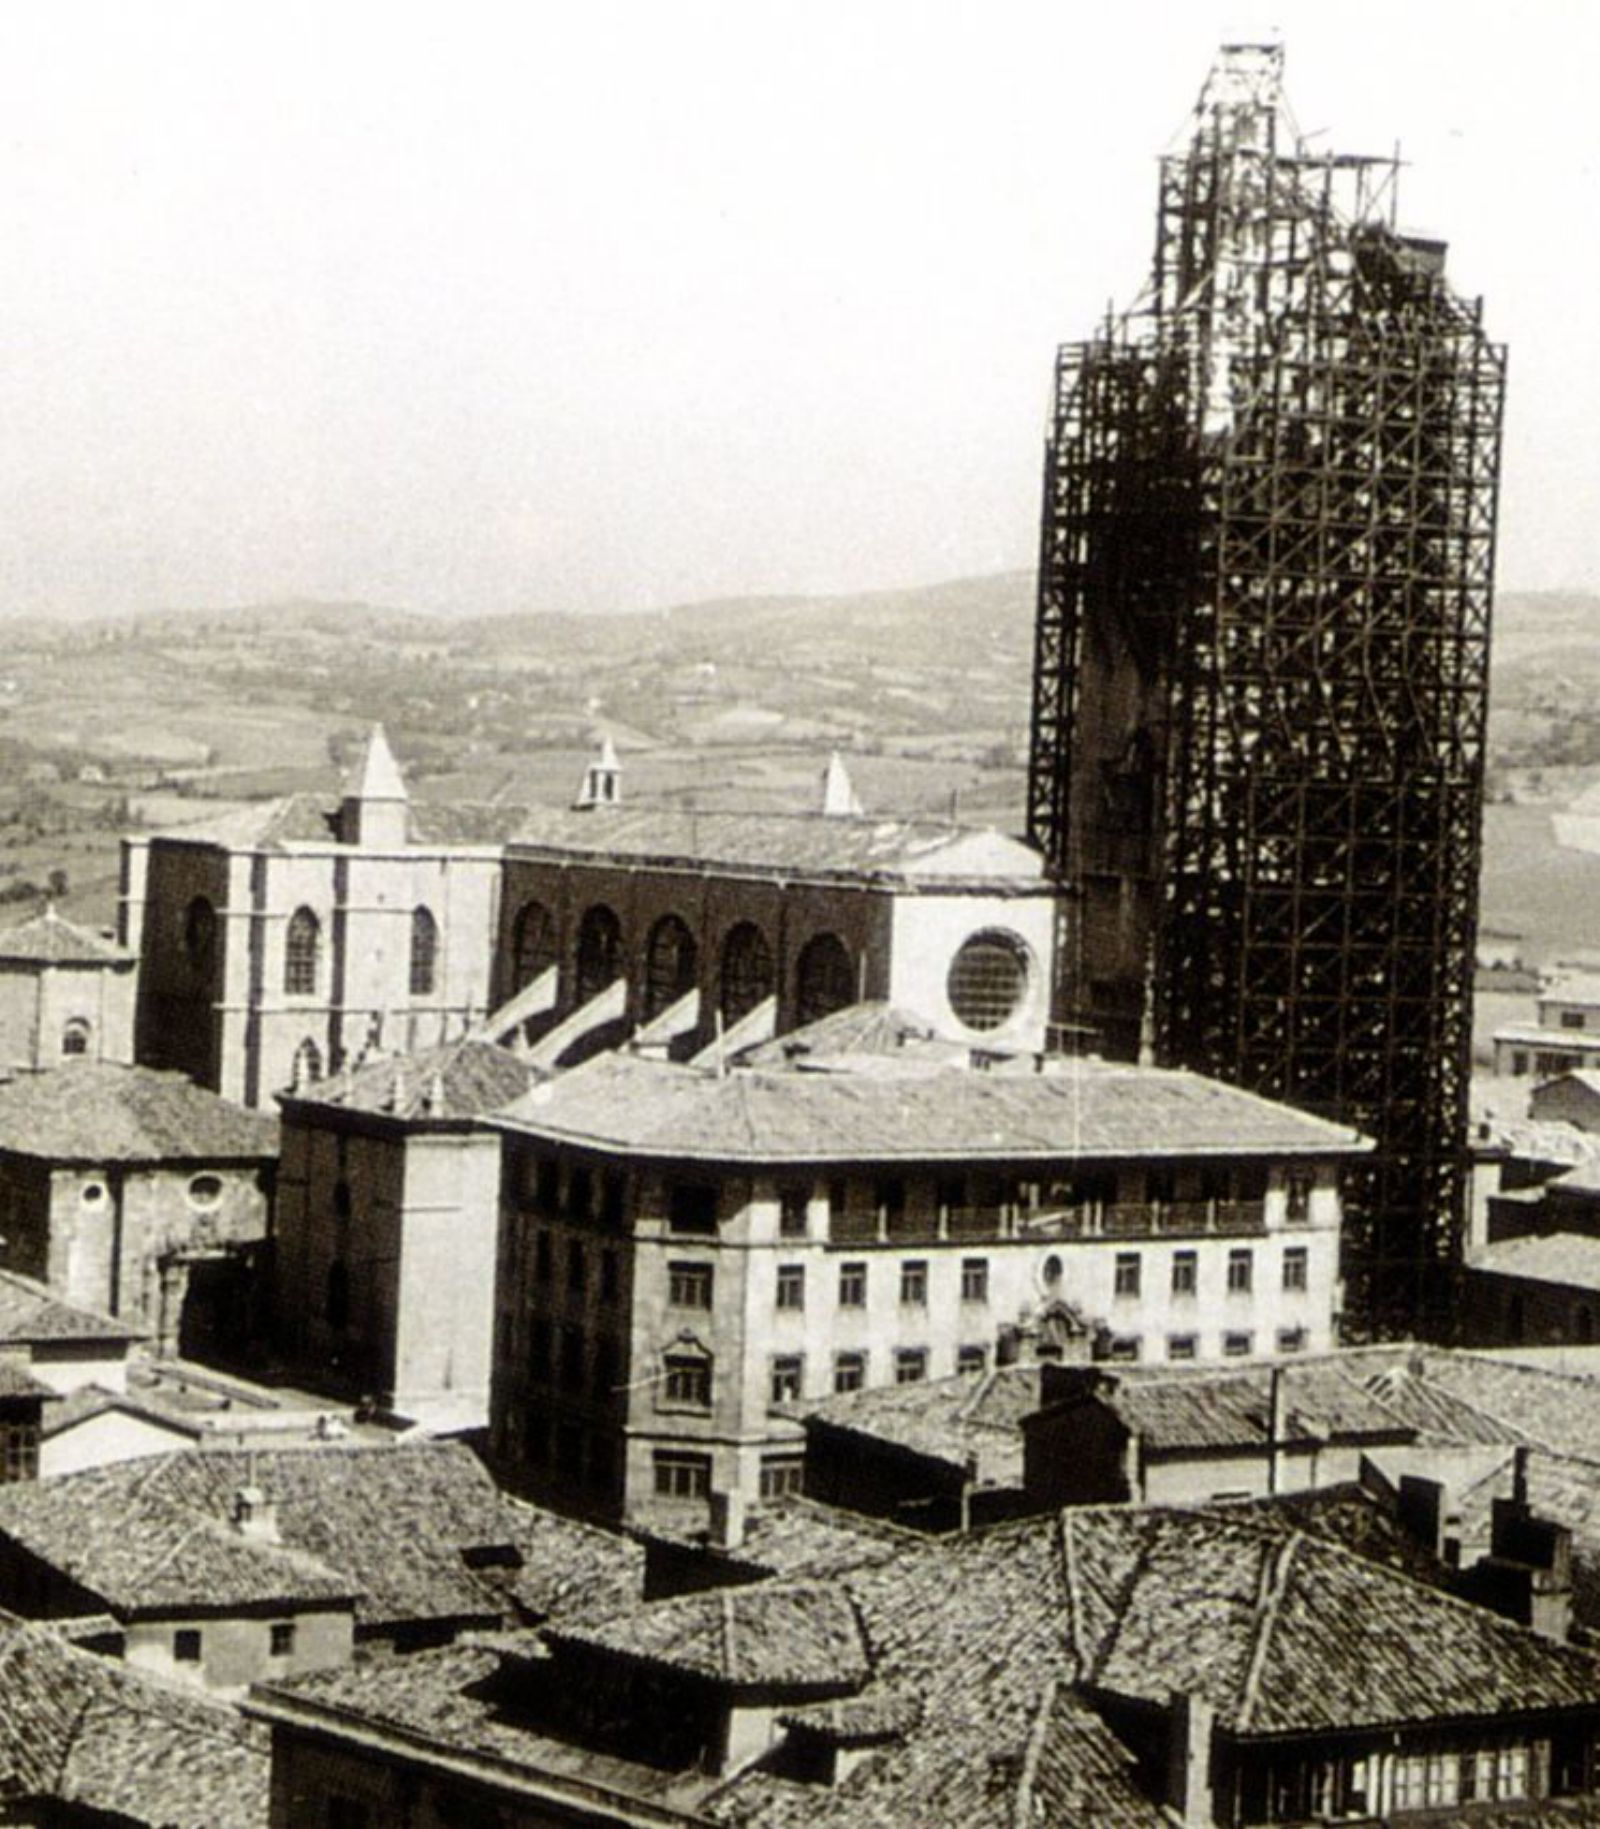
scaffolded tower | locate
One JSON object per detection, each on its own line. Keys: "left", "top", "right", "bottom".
{"left": 1027, "top": 46, "right": 1505, "bottom": 1337}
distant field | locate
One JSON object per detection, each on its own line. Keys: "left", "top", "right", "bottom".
{"left": 1479, "top": 803, "right": 1600, "bottom": 968}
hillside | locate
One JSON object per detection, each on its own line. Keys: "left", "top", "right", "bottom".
{"left": 0, "top": 574, "right": 1597, "bottom": 966}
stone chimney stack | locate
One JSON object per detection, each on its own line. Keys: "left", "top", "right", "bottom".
{"left": 232, "top": 1484, "right": 280, "bottom": 1544}
{"left": 574, "top": 737, "right": 621, "bottom": 810}
{"left": 707, "top": 1487, "right": 748, "bottom": 1552}
{"left": 1166, "top": 1692, "right": 1216, "bottom": 1827}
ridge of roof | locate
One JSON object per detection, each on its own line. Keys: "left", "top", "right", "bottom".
{"left": 1236, "top": 1534, "right": 1299, "bottom": 1733}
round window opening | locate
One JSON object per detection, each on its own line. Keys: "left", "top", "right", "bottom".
{"left": 188, "top": 1174, "right": 224, "bottom": 1210}
{"left": 81, "top": 1181, "right": 107, "bottom": 1207}
{"left": 947, "top": 929, "right": 1031, "bottom": 1033}
{"left": 1042, "top": 1253, "right": 1064, "bottom": 1288}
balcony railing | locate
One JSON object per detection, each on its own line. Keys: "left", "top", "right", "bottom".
{"left": 826, "top": 1197, "right": 1267, "bottom": 1246}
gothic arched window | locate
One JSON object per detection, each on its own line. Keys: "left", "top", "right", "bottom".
{"left": 795, "top": 932, "right": 855, "bottom": 1026}
{"left": 285, "top": 907, "right": 320, "bottom": 996}
{"left": 720, "top": 922, "right": 774, "bottom": 1025}
{"left": 410, "top": 906, "right": 439, "bottom": 996}
{"left": 644, "top": 915, "right": 697, "bottom": 1019}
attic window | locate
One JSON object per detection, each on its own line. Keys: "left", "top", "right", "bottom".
{"left": 61, "top": 1018, "right": 90, "bottom": 1057}
{"left": 187, "top": 1174, "right": 223, "bottom": 1210}
{"left": 947, "top": 930, "right": 1030, "bottom": 1032}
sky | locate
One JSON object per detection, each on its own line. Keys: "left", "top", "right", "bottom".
{"left": 0, "top": 0, "right": 1593, "bottom": 620}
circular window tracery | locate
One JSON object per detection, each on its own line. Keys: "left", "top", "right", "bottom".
{"left": 947, "top": 929, "right": 1031, "bottom": 1032}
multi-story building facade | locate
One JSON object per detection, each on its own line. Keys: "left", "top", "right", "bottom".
{"left": 272, "top": 1037, "right": 541, "bottom": 1427}
{"left": 0, "top": 905, "right": 136, "bottom": 1073}
{"left": 123, "top": 732, "right": 1059, "bottom": 1105}
{"left": 488, "top": 1048, "right": 1367, "bottom": 1524}
{"left": 1493, "top": 976, "right": 1600, "bottom": 1081}
{"left": 122, "top": 727, "right": 515, "bottom": 1108}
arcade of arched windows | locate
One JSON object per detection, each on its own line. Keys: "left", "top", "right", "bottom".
{"left": 512, "top": 900, "right": 559, "bottom": 991}
{"left": 795, "top": 931, "right": 856, "bottom": 1026}
{"left": 720, "top": 921, "right": 775, "bottom": 1026}
{"left": 643, "top": 914, "right": 698, "bottom": 1020}
{"left": 575, "top": 904, "right": 624, "bottom": 1006}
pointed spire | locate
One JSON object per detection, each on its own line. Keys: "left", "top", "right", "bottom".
{"left": 350, "top": 723, "right": 409, "bottom": 804}
{"left": 820, "top": 751, "right": 863, "bottom": 818}
{"left": 340, "top": 724, "right": 410, "bottom": 846}
{"left": 574, "top": 734, "right": 622, "bottom": 810}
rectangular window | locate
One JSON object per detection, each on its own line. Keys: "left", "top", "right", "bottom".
{"left": 173, "top": 1628, "right": 202, "bottom": 1664}
{"left": 776, "top": 1264, "right": 806, "bottom": 1311}
{"left": 270, "top": 1621, "right": 296, "bottom": 1658}
{"left": 894, "top": 1347, "right": 928, "bottom": 1385}
{"left": 838, "top": 1261, "right": 867, "bottom": 1308}
{"left": 759, "top": 1454, "right": 805, "bottom": 1500}
{"left": 567, "top": 1240, "right": 586, "bottom": 1293}
{"left": 653, "top": 1450, "right": 711, "bottom": 1500}
{"left": 600, "top": 1248, "right": 620, "bottom": 1305}
{"left": 536, "top": 1157, "right": 560, "bottom": 1213}
{"left": 957, "top": 1344, "right": 988, "bottom": 1376}
{"left": 961, "top": 1257, "right": 989, "bottom": 1303}
{"left": 567, "top": 1166, "right": 593, "bottom": 1221}
{"left": 1106, "top": 1335, "right": 1141, "bottom": 1363}
{"left": 560, "top": 1325, "right": 585, "bottom": 1393}
{"left": 1276, "top": 1326, "right": 1307, "bottom": 1354}
{"left": 1223, "top": 1330, "right": 1253, "bottom": 1358}
{"left": 1114, "top": 1251, "right": 1141, "bottom": 1298}
{"left": 663, "top": 1353, "right": 712, "bottom": 1409}
{"left": 534, "top": 1231, "right": 553, "bottom": 1283}
{"left": 599, "top": 1172, "right": 625, "bottom": 1228}
{"left": 1282, "top": 1246, "right": 1308, "bottom": 1292}
{"left": 1171, "top": 1250, "right": 1197, "bottom": 1296}
{"left": 900, "top": 1260, "right": 928, "bottom": 1306}
{"left": 1285, "top": 1168, "right": 1313, "bottom": 1223}
{"left": 779, "top": 1186, "right": 810, "bottom": 1238}
{"left": 1167, "top": 1333, "right": 1198, "bottom": 1362}
{"left": 1563, "top": 1009, "right": 1587, "bottom": 1029}
{"left": 668, "top": 1261, "right": 714, "bottom": 1309}
{"left": 834, "top": 1350, "right": 866, "bottom": 1393}
{"left": 1227, "top": 1248, "right": 1254, "bottom": 1294}
{"left": 667, "top": 1182, "right": 719, "bottom": 1235}
{"left": 770, "top": 1355, "right": 804, "bottom": 1404}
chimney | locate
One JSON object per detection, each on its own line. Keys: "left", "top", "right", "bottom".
{"left": 1166, "top": 1692, "right": 1215, "bottom": 1827}
{"left": 1396, "top": 1475, "right": 1446, "bottom": 1562}
{"left": 1266, "top": 1367, "right": 1288, "bottom": 1495}
{"left": 574, "top": 737, "right": 621, "bottom": 810}
{"left": 232, "top": 1485, "right": 279, "bottom": 1544}
{"left": 707, "top": 1487, "right": 747, "bottom": 1552}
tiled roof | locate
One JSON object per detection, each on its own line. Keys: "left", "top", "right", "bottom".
{"left": 0, "top": 1478, "right": 357, "bottom": 1614}
{"left": 0, "top": 1614, "right": 267, "bottom": 1829}
{"left": 257, "top": 1641, "right": 724, "bottom": 1818}
{"left": 156, "top": 792, "right": 527, "bottom": 852}
{"left": 1359, "top": 1347, "right": 1600, "bottom": 1462}
{"left": 733, "top": 1002, "right": 977, "bottom": 1072}
{"left": 494, "top": 1052, "right": 1369, "bottom": 1165}
{"left": 0, "top": 1360, "right": 53, "bottom": 1400}
{"left": 0, "top": 906, "right": 133, "bottom": 966}
{"left": 504, "top": 1501, "right": 644, "bottom": 1624}
{"left": 39, "top": 1382, "right": 207, "bottom": 1441}
{"left": 1475, "top": 1232, "right": 1600, "bottom": 1289}
{"left": 1548, "top": 977, "right": 1600, "bottom": 1008}
{"left": 48, "top": 1441, "right": 521, "bottom": 1631}
{"left": 0, "top": 1268, "right": 142, "bottom": 1345}
{"left": 282, "top": 1037, "right": 544, "bottom": 1124}
{"left": 257, "top": 1494, "right": 1600, "bottom": 1829}
{"left": 1088, "top": 1362, "right": 1412, "bottom": 1453}
{"left": 0, "top": 1063, "right": 278, "bottom": 1163}
{"left": 547, "top": 1581, "right": 870, "bottom": 1692}
{"left": 1479, "top": 1118, "right": 1600, "bottom": 1171}
{"left": 1069, "top": 1506, "right": 1600, "bottom": 1733}
{"left": 683, "top": 1496, "right": 919, "bottom": 1582}
{"left": 507, "top": 807, "right": 1047, "bottom": 885}
{"left": 796, "top": 1365, "right": 1044, "bottom": 1487}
